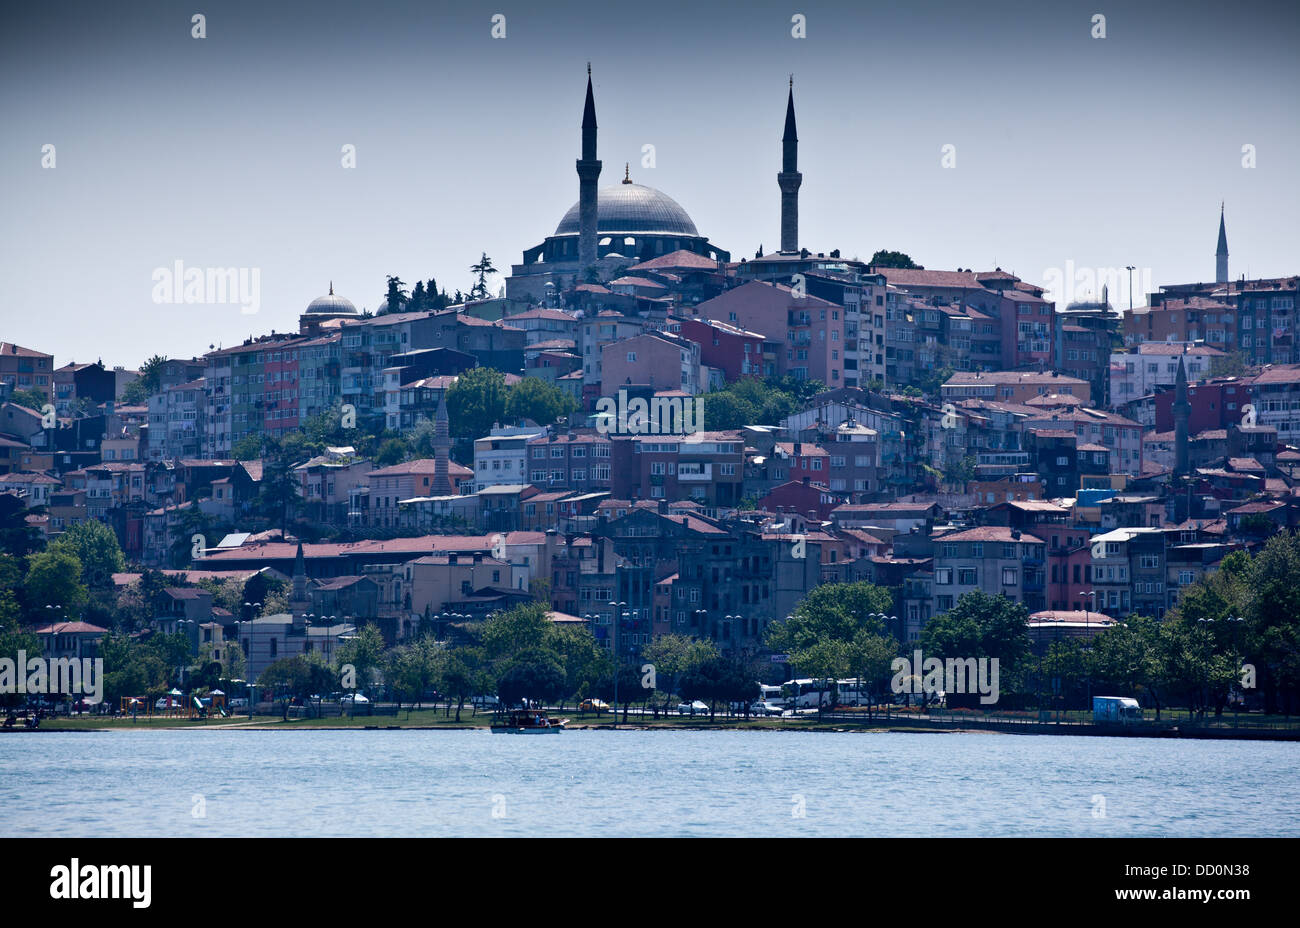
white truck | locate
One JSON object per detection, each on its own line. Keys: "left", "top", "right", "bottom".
{"left": 1093, "top": 696, "right": 1142, "bottom": 724}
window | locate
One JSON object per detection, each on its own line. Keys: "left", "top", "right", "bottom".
{"left": 935, "top": 568, "right": 953, "bottom": 585}
{"left": 1002, "top": 567, "right": 1018, "bottom": 585}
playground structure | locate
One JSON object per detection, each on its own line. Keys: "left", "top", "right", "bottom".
{"left": 119, "top": 691, "right": 230, "bottom": 719}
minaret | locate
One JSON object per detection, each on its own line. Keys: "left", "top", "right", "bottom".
{"left": 1216, "top": 203, "right": 1229, "bottom": 284}
{"left": 432, "top": 388, "right": 452, "bottom": 496}
{"left": 577, "top": 64, "right": 602, "bottom": 274}
{"left": 1174, "top": 353, "right": 1190, "bottom": 476}
{"left": 778, "top": 76, "right": 802, "bottom": 254}
{"left": 290, "top": 541, "right": 308, "bottom": 630}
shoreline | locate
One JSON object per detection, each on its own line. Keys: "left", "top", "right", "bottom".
{"left": 17, "top": 716, "right": 1300, "bottom": 741}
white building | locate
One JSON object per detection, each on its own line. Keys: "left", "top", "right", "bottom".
{"left": 473, "top": 425, "right": 547, "bottom": 492}
{"left": 1109, "top": 342, "right": 1223, "bottom": 404}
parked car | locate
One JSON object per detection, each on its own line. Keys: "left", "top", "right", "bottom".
{"left": 340, "top": 693, "right": 370, "bottom": 705}
{"left": 471, "top": 694, "right": 499, "bottom": 707}
{"left": 229, "top": 697, "right": 248, "bottom": 708}
{"left": 749, "top": 701, "right": 785, "bottom": 716}
{"left": 579, "top": 698, "right": 610, "bottom": 712}
{"left": 678, "top": 700, "right": 710, "bottom": 716}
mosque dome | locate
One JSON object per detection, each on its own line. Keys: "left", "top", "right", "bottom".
{"left": 305, "top": 284, "right": 358, "bottom": 315}
{"left": 554, "top": 182, "right": 699, "bottom": 237}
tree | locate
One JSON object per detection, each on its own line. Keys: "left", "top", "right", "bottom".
{"left": 0, "top": 625, "right": 41, "bottom": 708}
{"left": 137, "top": 355, "right": 168, "bottom": 395}
{"left": 10, "top": 387, "right": 48, "bottom": 411}
{"left": 1209, "top": 350, "right": 1249, "bottom": 379}
{"left": 232, "top": 435, "right": 263, "bottom": 461}
{"left": 49, "top": 521, "right": 125, "bottom": 590}
{"left": 919, "top": 591, "right": 1032, "bottom": 708}
{"left": 869, "top": 250, "right": 922, "bottom": 269}
{"left": 679, "top": 656, "right": 757, "bottom": 722}
{"left": 469, "top": 253, "right": 498, "bottom": 301}
{"left": 381, "top": 276, "right": 408, "bottom": 315}
{"left": 257, "top": 440, "right": 303, "bottom": 535}
{"left": 640, "top": 634, "right": 718, "bottom": 701}
{"left": 0, "top": 494, "right": 44, "bottom": 557}
{"left": 497, "top": 659, "right": 565, "bottom": 707}
{"left": 846, "top": 628, "right": 899, "bottom": 717}
{"left": 373, "top": 437, "right": 409, "bottom": 467}
{"left": 336, "top": 623, "right": 387, "bottom": 694}
{"left": 409, "top": 280, "right": 427, "bottom": 311}
{"left": 506, "top": 377, "right": 576, "bottom": 428}
{"left": 445, "top": 367, "right": 508, "bottom": 441}
{"left": 258, "top": 655, "right": 331, "bottom": 720}
{"left": 436, "top": 647, "right": 483, "bottom": 721}
{"left": 24, "top": 549, "right": 87, "bottom": 612}
{"left": 1241, "top": 535, "right": 1300, "bottom": 714}
{"left": 766, "top": 581, "right": 895, "bottom": 654}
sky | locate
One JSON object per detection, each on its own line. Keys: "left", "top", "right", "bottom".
{"left": 1, "top": 0, "right": 1297, "bottom": 369}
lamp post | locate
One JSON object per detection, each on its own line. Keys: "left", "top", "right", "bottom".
{"left": 609, "top": 600, "right": 626, "bottom": 721}
{"left": 1225, "top": 615, "right": 1245, "bottom": 723}
{"left": 1197, "top": 617, "right": 1214, "bottom": 719}
{"left": 1125, "top": 266, "right": 1135, "bottom": 313}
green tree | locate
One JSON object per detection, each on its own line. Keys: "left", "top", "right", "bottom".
{"left": 641, "top": 634, "right": 718, "bottom": 700}
{"left": 0, "top": 495, "right": 45, "bottom": 557}
{"left": 10, "top": 386, "right": 48, "bottom": 411}
{"left": 382, "top": 276, "right": 408, "bottom": 315}
{"left": 497, "top": 658, "right": 566, "bottom": 707}
{"left": 0, "top": 625, "right": 42, "bottom": 708}
{"left": 257, "top": 443, "right": 303, "bottom": 535}
{"left": 506, "top": 376, "right": 576, "bottom": 427}
{"left": 766, "top": 581, "right": 895, "bottom": 654}
{"left": 445, "top": 367, "right": 508, "bottom": 441}
{"left": 869, "top": 250, "right": 922, "bottom": 269}
{"left": 919, "top": 590, "right": 1032, "bottom": 708}
{"left": 232, "top": 435, "right": 263, "bottom": 461}
{"left": 336, "top": 623, "right": 387, "bottom": 693}
{"left": 49, "top": 520, "right": 125, "bottom": 590}
{"left": 24, "top": 549, "right": 87, "bottom": 612}
{"left": 469, "top": 253, "right": 498, "bottom": 301}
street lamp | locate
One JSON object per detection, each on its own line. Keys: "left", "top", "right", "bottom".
{"left": 1197, "top": 617, "right": 1215, "bottom": 719}
{"left": 609, "top": 600, "right": 626, "bottom": 720}
{"left": 1225, "top": 615, "right": 1245, "bottom": 723}
{"left": 1125, "top": 266, "right": 1135, "bottom": 313}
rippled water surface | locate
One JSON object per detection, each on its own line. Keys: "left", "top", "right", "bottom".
{"left": 3, "top": 730, "right": 1297, "bottom": 836}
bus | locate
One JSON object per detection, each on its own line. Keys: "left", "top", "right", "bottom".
{"left": 835, "top": 678, "right": 870, "bottom": 707}
{"left": 781, "top": 679, "right": 835, "bottom": 708}
{"left": 757, "top": 684, "right": 786, "bottom": 707}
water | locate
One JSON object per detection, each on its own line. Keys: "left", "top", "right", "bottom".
{"left": 2, "top": 730, "right": 1297, "bottom": 837}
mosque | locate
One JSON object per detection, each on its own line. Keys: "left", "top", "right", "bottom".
{"left": 506, "top": 68, "right": 804, "bottom": 301}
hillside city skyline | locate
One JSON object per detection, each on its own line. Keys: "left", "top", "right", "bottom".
{"left": 2, "top": 0, "right": 1297, "bottom": 364}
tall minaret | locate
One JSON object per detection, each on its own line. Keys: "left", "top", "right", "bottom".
{"left": 290, "top": 541, "right": 309, "bottom": 630}
{"left": 432, "top": 388, "right": 452, "bottom": 495}
{"left": 778, "top": 76, "right": 802, "bottom": 254}
{"left": 1216, "top": 203, "right": 1229, "bottom": 284}
{"left": 1174, "top": 352, "right": 1191, "bottom": 476}
{"left": 577, "top": 64, "right": 602, "bottom": 274}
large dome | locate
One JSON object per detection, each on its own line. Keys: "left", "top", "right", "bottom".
{"left": 555, "top": 183, "right": 699, "bottom": 237}
{"left": 305, "top": 285, "right": 358, "bottom": 316}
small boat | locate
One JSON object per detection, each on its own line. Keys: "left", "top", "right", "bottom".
{"left": 490, "top": 706, "right": 567, "bottom": 733}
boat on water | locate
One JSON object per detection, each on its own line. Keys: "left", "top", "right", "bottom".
{"left": 490, "top": 706, "right": 567, "bottom": 733}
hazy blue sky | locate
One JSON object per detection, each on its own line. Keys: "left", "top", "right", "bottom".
{"left": 2, "top": 0, "right": 1297, "bottom": 369}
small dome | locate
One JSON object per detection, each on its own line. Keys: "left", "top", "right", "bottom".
{"left": 555, "top": 183, "right": 699, "bottom": 237}
{"left": 306, "top": 283, "right": 357, "bottom": 316}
